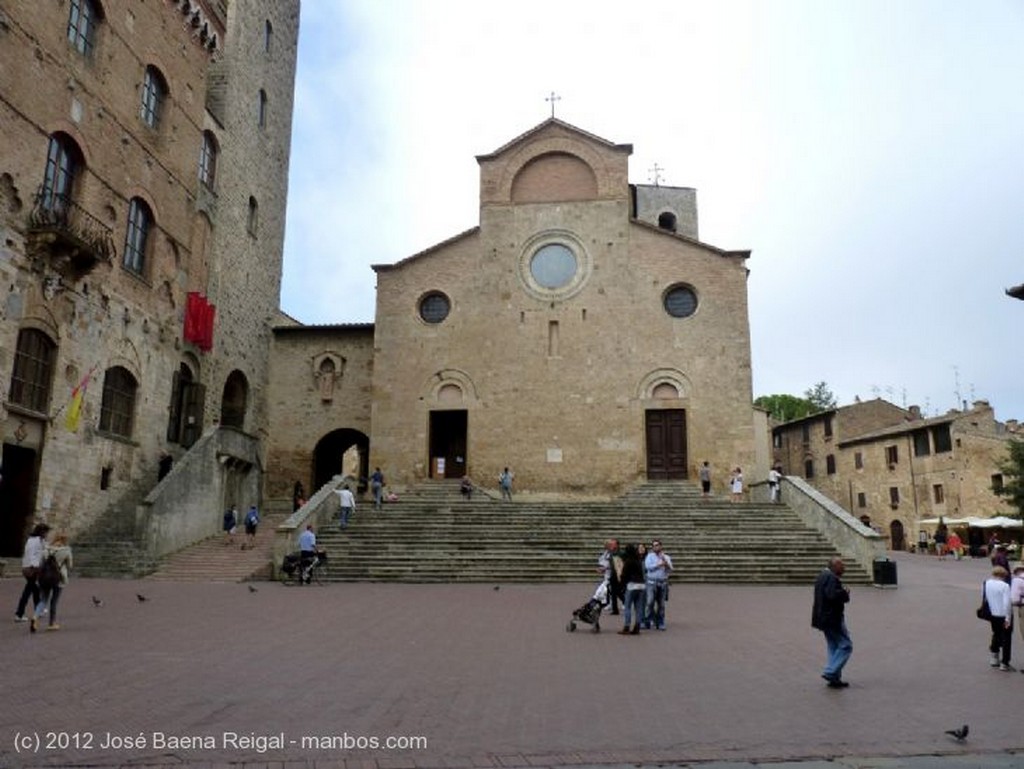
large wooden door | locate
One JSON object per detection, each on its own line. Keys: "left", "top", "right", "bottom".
{"left": 645, "top": 409, "right": 687, "bottom": 480}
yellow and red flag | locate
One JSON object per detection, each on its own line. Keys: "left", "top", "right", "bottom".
{"left": 65, "top": 368, "right": 94, "bottom": 432}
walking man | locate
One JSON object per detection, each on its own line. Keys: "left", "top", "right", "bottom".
{"left": 699, "top": 461, "right": 712, "bottom": 497}
{"left": 335, "top": 484, "right": 356, "bottom": 529}
{"left": 370, "top": 467, "right": 385, "bottom": 510}
{"left": 768, "top": 465, "right": 782, "bottom": 503}
{"left": 812, "top": 556, "right": 853, "bottom": 688}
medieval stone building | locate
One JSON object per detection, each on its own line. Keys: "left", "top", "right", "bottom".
{"left": 268, "top": 119, "right": 770, "bottom": 501}
{"left": 0, "top": 0, "right": 298, "bottom": 559}
{"left": 772, "top": 399, "right": 1021, "bottom": 550}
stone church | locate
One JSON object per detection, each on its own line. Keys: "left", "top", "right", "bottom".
{"left": 268, "top": 119, "right": 770, "bottom": 502}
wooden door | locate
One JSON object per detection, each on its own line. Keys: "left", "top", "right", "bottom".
{"left": 645, "top": 409, "right": 688, "bottom": 480}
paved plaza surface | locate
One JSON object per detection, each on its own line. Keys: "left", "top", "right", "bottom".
{"left": 2, "top": 552, "right": 1022, "bottom": 769}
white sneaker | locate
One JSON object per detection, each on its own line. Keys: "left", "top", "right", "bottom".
{"left": 14, "top": 615, "right": 27, "bottom": 623}
{"left": 1000, "top": 663, "right": 1015, "bottom": 672}
{"left": 990, "top": 654, "right": 1000, "bottom": 667}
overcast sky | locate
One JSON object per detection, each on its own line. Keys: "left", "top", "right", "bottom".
{"left": 279, "top": 0, "right": 1024, "bottom": 422}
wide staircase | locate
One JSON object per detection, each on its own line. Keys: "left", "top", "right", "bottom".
{"left": 145, "top": 507, "right": 291, "bottom": 582}
{"left": 306, "top": 481, "right": 871, "bottom": 584}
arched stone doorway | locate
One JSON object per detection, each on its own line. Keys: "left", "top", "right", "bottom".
{"left": 890, "top": 519, "right": 906, "bottom": 551}
{"left": 220, "top": 370, "right": 248, "bottom": 429}
{"left": 313, "top": 428, "right": 369, "bottom": 494}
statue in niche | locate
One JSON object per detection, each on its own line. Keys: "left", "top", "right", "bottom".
{"left": 313, "top": 354, "right": 344, "bottom": 402}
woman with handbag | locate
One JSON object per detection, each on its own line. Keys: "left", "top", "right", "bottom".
{"left": 984, "top": 565, "right": 1013, "bottom": 671}
{"left": 14, "top": 522, "right": 50, "bottom": 623}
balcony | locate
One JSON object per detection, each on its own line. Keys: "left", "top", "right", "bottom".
{"left": 27, "top": 191, "right": 115, "bottom": 277}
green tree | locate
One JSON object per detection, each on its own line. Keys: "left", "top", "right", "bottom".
{"left": 804, "top": 381, "right": 837, "bottom": 412}
{"left": 754, "top": 393, "right": 816, "bottom": 423}
{"left": 993, "top": 439, "right": 1024, "bottom": 518}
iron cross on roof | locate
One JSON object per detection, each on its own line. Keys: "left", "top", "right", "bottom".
{"left": 649, "top": 163, "right": 664, "bottom": 186}
{"left": 545, "top": 91, "right": 561, "bottom": 118}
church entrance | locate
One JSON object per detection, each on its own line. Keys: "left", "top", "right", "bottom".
{"left": 313, "top": 428, "right": 369, "bottom": 494}
{"left": 429, "top": 410, "right": 467, "bottom": 479}
{"left": 645, "top": 409, "right": 687, "bottom": 480}
{"left": 0, "top": 443, "right": 39, "bottom": 556}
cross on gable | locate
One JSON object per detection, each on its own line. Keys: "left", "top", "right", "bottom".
{"left": 649, "top": 163, "right": 664, "bottom": 186}
{"left": 545, "top": 91, "right": 561, "bottom": 118}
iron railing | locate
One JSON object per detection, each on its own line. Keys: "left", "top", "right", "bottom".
{"left": 28, "top": 189, "right": 115, "bottom": 265}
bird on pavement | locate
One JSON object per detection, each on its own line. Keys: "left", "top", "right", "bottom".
{"left": 136, "top": 593, "right": 148, "bottom": 602}
{"left": 945, "top": 724, "right": 969, "bottom": 741}
{"left": 91, "top": 596, "right": 103, "bottom": 607}
{"left": 248, "top": 585, "right": 258, "bottom": 593}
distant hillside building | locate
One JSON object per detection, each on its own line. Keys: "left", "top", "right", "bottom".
{"left": 772, "top": 399, "right": 1021, "bottom": 549}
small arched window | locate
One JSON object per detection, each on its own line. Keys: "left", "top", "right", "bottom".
{"left": 264, "top": 20, "right": 273, "bottom": 53}
{"left": 258, "top": 89, "right": 268, "bottom": 128}
{"left": 247, "top": 196, "right": 259, "bottom": 236}
{"left": 67, "top": 0, "right": 101, "bottom": 57}
{"left": 123, "top": 197, "right": 152, "bottom": 275}
{"left": 40, "top": 133, "right": 83, "bottom": 216}
{"left": 199, "top": 131, "right": 218, "bottom": 189}
{"left": 99, "top": 366, "right": 138, "bottom": 437}
{"left": 657, "top": 211, "right": 678, "bottom": 232}
{"left": 9, "top": 329, "right": 57, "bottom": 414}
{"left": 140, "top": 65, "right": 168, "bottom": 128}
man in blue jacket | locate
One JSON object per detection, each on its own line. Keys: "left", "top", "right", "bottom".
{"left": 812, "top": 556, "right": 852, "bottom": 688}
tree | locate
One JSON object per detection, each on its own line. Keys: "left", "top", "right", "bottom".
{"left": 804, "top": 381, "right": 837, "bottom": 412}
{"left": 754, "top": 394, "right": 816, "bottom": 423}
{"left": 993, "top": 439, "right": 1024, "bottom": 519}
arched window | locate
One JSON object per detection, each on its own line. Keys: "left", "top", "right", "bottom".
{"left": 657, "top": 211, "right": 677, "bottom": 232}
{"left": 123, "top": 197, "right": 152, "bottom": 275}
{"left": 199, "top": 130, "right": 218, "bottom": 189}
{"left": 247, "top": 196, "right": 258, "bottom": 236}
{"left": 9, "top": 329, "right": 57, "bottom": 414}
{"left": 40, "top": 133, "right": 83, "bottom": 217}
{"left": 221, "top": 370, "right": 248, "bottom": 429}
{"left": 140, "top": 65, "right": 168, "bottom": 128}
{"left": 99, "top": 366, "right": 137, "bottom": 437}
{"left": 67, "top": 0, "right": 101, "bottom": 57}
{"left": 258, "top": 89, "right": 268, "bottom": 128}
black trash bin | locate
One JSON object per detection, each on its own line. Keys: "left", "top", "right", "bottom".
{"left": 872, "top": 557, "right": 897, "bottom": 588}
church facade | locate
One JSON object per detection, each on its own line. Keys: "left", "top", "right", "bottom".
{"left": 269, "top": 119, "right": 769, "bottom": 500}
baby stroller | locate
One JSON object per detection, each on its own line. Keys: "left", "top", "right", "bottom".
{"left": 566, "top": 580, "right": 609, "bottom": 633}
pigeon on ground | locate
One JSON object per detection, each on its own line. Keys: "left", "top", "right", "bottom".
{"left": 493, "top": 585, "right": 500, "bottom": 591}
{"left": 248, "top": 585, "right": 258, "bottom": 593}
{"left": 945, "top": 724, "right": 969, "bottom": 741}
{"left": 136, "top": 593, "right": 148, "bottom": 602}
{"left": 91, "top": 596, "right": 103, "bottom": 607}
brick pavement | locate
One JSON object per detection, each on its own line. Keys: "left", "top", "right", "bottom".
{"left": 1, "top": 552, "right": 1022, "bottom": 769}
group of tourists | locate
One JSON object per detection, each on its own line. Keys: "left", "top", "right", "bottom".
{"left": 13, "top": 522, "right": 73, "bottom": 633}
{"left": 596, "top": 538, "right": 674, "bottom": 634}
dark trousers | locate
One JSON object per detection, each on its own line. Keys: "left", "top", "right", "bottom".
{"left": 990, "top": 616, "right": 1013, "bottom": 664}
{"left": 16, "top": 573, "right": 40, "bottom": 618}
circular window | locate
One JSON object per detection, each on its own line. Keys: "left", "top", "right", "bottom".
{"left": 663, "top": 285, "right": 698, "bottom": 318}
{"left": 419, "top": 292, "right": 450, "bottom": 324}
{"left": 530, "top": 244, "right": 577, "bottom": 289}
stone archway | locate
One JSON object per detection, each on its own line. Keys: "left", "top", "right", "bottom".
{"left": 313, "top": 428, "right": 370, "bottom": 495}
{"left": 220, "top": 370, "right": 248, "bottom": 429}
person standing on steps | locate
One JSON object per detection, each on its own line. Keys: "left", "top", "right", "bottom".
{"left": 767, "top": 465, "right": 782, "bottom": 503}
{"left": 243, "top": 505, "right": 260, "bottom": 550}
{"left": 698, "top": 461, "right": 712, "bottom": 497}
{"left": 370, "top": 467, "right": 385, "bottom": 510}
{"left": 499, "top": 467, "right": 514, "bottom": 502}
{"left": 729, "top": 467, "right": 744, "bottom": 503}
{"left": 812, "top": 556, "right": 853, "bottom": 688}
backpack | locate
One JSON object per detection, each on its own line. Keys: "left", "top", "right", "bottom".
{"left": 38, "top": 553, "right": 61, "bottom": 590}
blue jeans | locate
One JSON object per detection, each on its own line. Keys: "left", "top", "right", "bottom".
{"left": 371, "top": 482, "right": 382, "bottom": 509}
{"left": 623, "top": 588, "right": 644, "bottom": 629}
{"left": 339, "top": 507, "right": 352, "bottom": 528}
{"left": 821, "top": 621, "right": 853, "bottom": 680}
{"left": 645, "top": 580, "right": 668, "bottom": 629}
